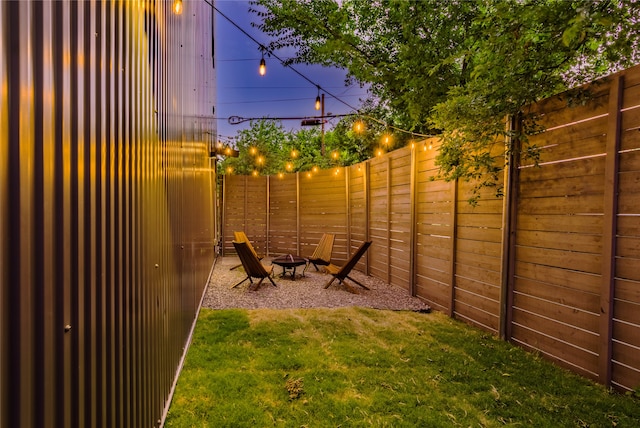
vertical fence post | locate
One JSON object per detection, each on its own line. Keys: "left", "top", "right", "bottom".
{"left": 448, "top": 179, "right": 458, "bottom": 318}
{"left": 296, "top": 171, "right": 301, "bottom": 256}
{"left": 364, "top": 161, "right": 371, "bottom": 275}
{"left": 345, "top": 166, "right": 351, "bottom": 251}
{"left": 500, "top": 114, "right": 520, "bottom": 340}
{"left": 266, "top": 175, "right": 270, "bottom": 256}
{"left": 599, "top": 75, "right": 623, "bottom": 387}
{"left": 221, "top": 175, "right": 227, "bottom": 256}
{"left": 410, "top": 144, "right": 418, "bottom": 296}
{"left": 386, "top": 156, "right": 392, "bottom": 284}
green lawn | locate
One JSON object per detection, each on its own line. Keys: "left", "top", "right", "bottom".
{"left": 166, "top": 307, "right": 640, "bottom": 427}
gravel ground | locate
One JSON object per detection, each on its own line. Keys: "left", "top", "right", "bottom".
{"left": 202, "top": 256, "right": 432, "bottom": 312}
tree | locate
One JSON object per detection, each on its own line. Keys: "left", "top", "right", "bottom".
{"left": 219, "top": 119, "right": 287, "bottom": 176}
{"left": 251, "top": 0, "right": 640, "bottom": 193}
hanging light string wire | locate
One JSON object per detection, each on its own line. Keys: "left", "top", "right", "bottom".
{"left": 206, "top": 0, "right": 433, "bottom": 138}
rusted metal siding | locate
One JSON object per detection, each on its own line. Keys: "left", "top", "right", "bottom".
{"left": 0, "top": 1, "right": 216, "bottom": 427}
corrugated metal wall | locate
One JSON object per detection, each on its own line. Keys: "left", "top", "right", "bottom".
{"left": 222, "top": 64, "right": 640, "bottom": 392}
{"left": 0, "top": 1, "right": 217, "bottom": 427}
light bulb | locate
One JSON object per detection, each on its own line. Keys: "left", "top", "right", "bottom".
{"left": 172, "top": 0, "right": 183, "bottom": 15}
{"left": 315, "top": 95, "right": 321, "bottom": 110}
{"left": 259, "top": 58, "right": 266, "bottom": 76}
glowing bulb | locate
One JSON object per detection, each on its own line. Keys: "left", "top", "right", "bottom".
{"left": 331, "top": 150, "right": 339, "bottom": 160}
{"left": 226, "top": 167, "right": 233, "bottom": 174}
{"left": 249, "top": 147, "right": 257, "bottom": 155}
{"left": 286, "top": 162, "right": 293, "bottom": 171}
{"left": 307, "top": 172, "right": 312, "bottom": 178}
{"left": 278, "top": 172, "right": 284, "bottom": 178}
{"left": 172, "top": 0, "right": 183, "bottom": 15}
{"left": 290, "top": 149, "right": 298, "bottom": 158}
{"left": 315, "top": 95, "right": 321, "bottom": 110}
{"left": 312, "top": 166, "right": 319, "bottom": 173}
{"left": 353, "top": 120, "right": 364, "bottom": 133}
{"left": 252, "top": 170, "right": 259, "bottom": 177}
{"left": 334, "top": 168, "right": 340, "bottom": 176}
{"left": 259, "top": 58, "right": 266, "bottom": 76}
{"left": 256, "top": 156, "right": 264, "bottom": 165}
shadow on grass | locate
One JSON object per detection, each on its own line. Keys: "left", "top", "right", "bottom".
{"left": 166, "top": 308, "right": 640, "bottom": 427}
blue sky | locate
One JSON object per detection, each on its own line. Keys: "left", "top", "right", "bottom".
{"left": 214, "top": 0, "right": 367, "bottom": 141}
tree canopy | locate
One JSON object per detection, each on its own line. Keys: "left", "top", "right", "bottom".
{"left": 217, "top": 116, "right": 392, "bottom": 177}
{"left": 250, "top": 0, "right": 640, "bottom": 190}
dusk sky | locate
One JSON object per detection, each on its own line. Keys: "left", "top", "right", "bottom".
{"left": 214, "top": 1, "right": 368, "bottom": 141}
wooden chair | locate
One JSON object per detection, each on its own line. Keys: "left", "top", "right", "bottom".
{"left": 324, "top": 241, "right": 372, "bottom": 292}
{"left": 231, "top": 241, "right": 276, "bottom": 290}
{"left": 308, "top": 233, "right": 335, "bottom": 271}
{"left": 230, "top": 231, "right": 263, "bottom": 271}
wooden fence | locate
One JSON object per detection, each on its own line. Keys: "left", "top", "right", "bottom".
{"left": 222, "top": 64, "right": 640, "bottom": 392}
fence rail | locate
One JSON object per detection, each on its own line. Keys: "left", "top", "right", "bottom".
{"left": 223, "top": 64, "right": 640, "bottom": 392}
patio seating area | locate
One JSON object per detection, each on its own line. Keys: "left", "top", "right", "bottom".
{"left": 202, "top": 255, "right": 431, "bottom": 312}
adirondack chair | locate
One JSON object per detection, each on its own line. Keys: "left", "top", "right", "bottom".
{"left": 230, "top": 231, "right": 263, "bottom": 271}
{"left": 308, "top": 233, "right": 335, "bottom": 271}
{"left": 324, "top": 241, "right": 372, "bottom": 291}
{"left": 231, "top": 241, "right": 276, "bottom": 290}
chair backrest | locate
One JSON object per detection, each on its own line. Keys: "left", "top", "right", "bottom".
{"left": 335, "top": 241, "right": 372, "bottom": 279}
{"left": 233, "top": 241, "right": 269, "bottom": 278}
{"left": 234, "top": 231, "right": 259, "bottom": 258}
{"left": 310, "top": 233, "right": 335, "bottom": 262}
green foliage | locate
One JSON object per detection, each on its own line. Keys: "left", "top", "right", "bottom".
{"left": 218, "top": 119, "right": 287, "bottom": 176}
{"left": 166, "top": 308, "right": 640, "bottom": 427}
{"left": 217, "top": 113, "right": 412, "bottom": 177}
{"left": 251, "top": 0, "right": 640, "bottom": 193}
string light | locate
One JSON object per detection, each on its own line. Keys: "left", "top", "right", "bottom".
{"left": 172, "top": 0, "right": 183, "bottom": 15}
{"left": 315, "top": 86, "right": 322, "bottom": 111}
{"left": 259, "top": 48, "right": 266, "bottom": 76}
{"left": 208, "top": 0, "right": 435, "bottom": 140}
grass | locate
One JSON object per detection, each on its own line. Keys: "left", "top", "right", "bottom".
{"left": 166, "top": 307, "right": 640, "bottom": 427}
